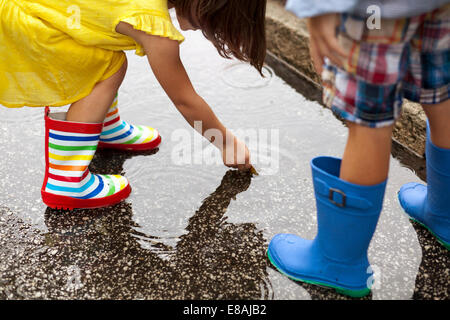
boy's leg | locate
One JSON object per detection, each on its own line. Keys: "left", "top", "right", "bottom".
{"left": 66, "top": 59, "right": 128, "bottom": 123}
{"left": 422, "top": 100, "right": 450, "bottom": 149}
{"left": 268, "top": 11, "right": 412, "bottom": 297}
{"left": 397, "top": 3, "right": 450, "bottom": 249}
{"left": 340, "top": 123, "right": 394, "bottom": 186}
{"left": 398, "top": 99, "right": 450, "bottom": 249}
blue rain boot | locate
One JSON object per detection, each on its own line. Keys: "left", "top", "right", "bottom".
{"left": 398, "top": 127, "right": 450, "bottom": 250}
{"left": 268, "top": 156, "right": 387, "bottom": 298}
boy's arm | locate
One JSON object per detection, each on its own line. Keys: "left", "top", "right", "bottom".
{"left": 307, "top": 13, "right": 348, "bottom": 74}
{"left": 116, "top": 22, "right": 251, "bottom": 171}
{"left": 286, "top": 0, "right": 351, "bottom": 74}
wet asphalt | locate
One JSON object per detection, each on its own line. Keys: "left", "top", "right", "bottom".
{"left": 0, "top": 23, "right": 448, "bottom": 300}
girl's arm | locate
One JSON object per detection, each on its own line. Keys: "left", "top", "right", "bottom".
{"left": 116, "top": 22, "right": 251, "bottom": 171}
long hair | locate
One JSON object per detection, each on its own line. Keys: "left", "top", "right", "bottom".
{"left": 171, "top": 0, "right": 267, "bottom": 75}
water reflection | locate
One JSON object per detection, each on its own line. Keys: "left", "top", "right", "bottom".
{"left": 221, "top": 62, "right": 274, "bottom": 89}
{"left": 5, "top": 151, "right": 272, "bottom": 299}
{"left": 409, "top": 221, "right": 450, "bottom": 299}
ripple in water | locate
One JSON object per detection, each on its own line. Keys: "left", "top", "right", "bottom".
{"left": 221, "top": 63, "right": 274, "bottom": 89}
{"left": 124, "top": 157, "right": 226, "bottom": 246}
{"left": 125, "top": 161, "right": 221, "bottom": 189}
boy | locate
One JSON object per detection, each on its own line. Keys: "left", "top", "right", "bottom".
{"left": 268, "top": 0, "right": 450, "bottom": 297}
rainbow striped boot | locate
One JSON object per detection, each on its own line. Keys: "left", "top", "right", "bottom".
{"left": 98, "top": 95, "right": 161, "bottom": 151}
{"left": 41, "top": 108, "right": 131, "bottom": 210}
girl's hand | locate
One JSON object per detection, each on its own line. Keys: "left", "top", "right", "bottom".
{"left": 307, "top": 13, "right": 348, "bottom": 74}
{"left": 222, "top": 136, "right": 252, "bottom": 172}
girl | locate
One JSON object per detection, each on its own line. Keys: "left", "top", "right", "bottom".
{"left": 0, "top": 0, "right": 266, "bottom": 210}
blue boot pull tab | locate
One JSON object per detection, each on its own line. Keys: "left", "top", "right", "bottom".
{"left": 314, "top": 178, "right": 374, "bottom": 210}
{"left": 268, "top": 156, "right": 387, "bottom": 298}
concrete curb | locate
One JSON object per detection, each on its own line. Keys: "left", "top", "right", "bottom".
{"left": 265, "top": 0, "right": 427, "bottom": 157}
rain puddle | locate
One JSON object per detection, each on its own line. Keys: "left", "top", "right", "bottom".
{"left": 0, "top": 23, "right": 446, "bottom": 300}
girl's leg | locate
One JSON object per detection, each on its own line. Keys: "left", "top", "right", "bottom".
{"left": 66, "top": 59, "right": 128, "bottom": 123}
{"left": 422, "top": 100, "right": 450, "bottom": 148}
{"left": 68, "top": 57, "right": 161, "bottom": 152}
{"left": 42, "top": 60, "right": 131, "bottom": 210}
{"left": 340, "top": 123, "right": 394, "bottom": 185}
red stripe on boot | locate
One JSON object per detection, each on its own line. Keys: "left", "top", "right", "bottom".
{"left": 103, "top": 116, "right": 121, "bottom": 128}
{"left": 48, "top": 170, "right": 90, "bottom": 183}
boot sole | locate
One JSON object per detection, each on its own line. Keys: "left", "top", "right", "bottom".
{"left": 267, "top": 250, "right": 371, "bottom": 298}
{"left": 398, "top": 193, "right": 450, "bottom": 251}
{"left": 42, "top": 184, "right": 132, "bottom": 210}
{"left": 409, "top": 217, "right": 450, "bottom": 250}
{"left": 98, "top": 136, "right": 162, "bottom": 152}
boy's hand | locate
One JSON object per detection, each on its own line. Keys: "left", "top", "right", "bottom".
{"left": 222, "top": 136, "right": 252, "bottom": 172}
{"left": 307, "top": 13, "right": 348, "bottom": 74}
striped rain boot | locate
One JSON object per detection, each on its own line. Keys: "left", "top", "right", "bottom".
{"left": 98, "top": 95, "right": 162, "bottom": 151}
{"left": 41, "top": 108, "right": 132, "bottom": 210}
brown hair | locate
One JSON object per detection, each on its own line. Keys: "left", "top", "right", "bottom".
{"left": 170, "top": 0, "right": 267, "bottom": 75}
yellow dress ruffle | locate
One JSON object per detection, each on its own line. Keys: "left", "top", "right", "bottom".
{"left": 118, "top": 13, "right": 185, "bottom": 56}
{"left": 0, "top": 0, "right": 184, "bottom": 108}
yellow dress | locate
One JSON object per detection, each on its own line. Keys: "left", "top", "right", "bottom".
{"left": 0, "top": 0, "right": 184, "bottom": 108}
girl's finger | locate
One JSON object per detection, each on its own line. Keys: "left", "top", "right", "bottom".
{"left": 237, "top": 164, "right": 246, "bottom": 171}
{"left": 225, "top": 162, "right": 237, "bottom": 168}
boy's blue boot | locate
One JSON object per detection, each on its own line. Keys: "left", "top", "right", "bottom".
{"left": 398, "top": 128, "right": 450, "bottom": 250}
{"left": 268, "top": 156, "right": 387, "bottom": 298}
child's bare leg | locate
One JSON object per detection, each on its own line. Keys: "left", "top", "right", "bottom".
{"left": 42, "top": 60, "right": 131, "bottom": 210}
{"left": 66, "top": 60, "right": 128, "bottom": 123}
{"left": 422, "top": 100, "right": 450, "bottom": 148}
{"left": 340, "top": 122, "right": 394, "bottom": 186}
